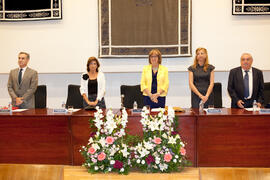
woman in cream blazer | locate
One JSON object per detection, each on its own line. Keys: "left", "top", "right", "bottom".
{"left": 80, "top": 57, "right": 106, "bottom": 108}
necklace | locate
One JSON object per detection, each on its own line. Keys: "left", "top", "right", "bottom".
{"left": 152, "top": 67, "right": 158, "bottom": 72}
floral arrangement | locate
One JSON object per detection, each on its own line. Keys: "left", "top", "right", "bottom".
{"left": 80, "top": 106, "right": 189, "bottom": 174}
{"left": 132, "top": 106, "right": 189, "bottom": 173}
{"left": 80, "top": 107, "right": 131, "bottom": 174}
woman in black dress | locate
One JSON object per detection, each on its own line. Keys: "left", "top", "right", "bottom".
{"left": 188, "top": 48, "right": 215, "bottom": 108}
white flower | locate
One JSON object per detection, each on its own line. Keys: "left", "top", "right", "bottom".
{"left": 159, "top": 122, "right": 165, "bottom": 131}
{"left": 110, "top": 160, "right": 115, "bottom": 165}
{"left": 159, "top": 163, "right": 168, "bottom": 171}
{"left": 110, "top": 147, "right": 117, "bottom": 156}
{"left": 175, "top": 155, "right": 179, "bottom": 159}
{"left": 139, "top": 147, "right": 150, "bottom": 158}
{"left": 173, "top": 159, "right": 177, "bottom": 163}
{"left": 143, "top": 141, "right": 154, "bottom": 150}
{"left": 149, "top": 120, "right": 159, "bottom": 131}
{"left": 121, "top": 146, "right": 130, "bottom": 158}
{"left": 142, "top": 106, "right": 148, "bottom": 111}
{"left": 155, "top": 157, "right": 161, "bottom": 164}
{"left": 180, "top": 142, "right": 185, "bottom": 147}
{"left": 108, "top": 167, "right": 112, "bottom": 172}
{"left": 140, "top": 118, "right": 148, "bottom": 127}
{"left": 105, "top": 118, "right": 117, "bottom": 134}
{"left": 160, "top": 108, "right": 165, "bottom": 114}
{"left": 175, "top": 134, "right": 180, "bottom": 139}
{"left": 162, "top": 133, "right": 168, "bottom": 139}
{"left": 160, "top": 151, "right": 164, "bottom": 154}
{"left": 121, "top": 108, "right": 128, "bottom": 128}
{"left": 135, "top": 143, "right": 143, "bottom": 151}
{"left": 99, "top": 137, "right": 106, "bottom": 147}
{"left": 94, "top": 166, "right": 99, "bottom": 170}
{"left": 93, "top": 118, "right": 103, "bottom": 130}
{"left": 162, "top": 115, "right": 167, "bottom": 121}
{"left": 136, "top": 159, "right": 141, "bottom": 164}
{"left": 91, "top": 143, "right": 100, "bottom": 151}
{"left": 167, "top": 106, "right": 175, "bottom": 121}
{"left": 92, "top": 158, "right": 97, "bottom": 163}
{"left": 88, "top": 137, "right": 94, "bottom": 144}
{"left": 119, "top": 129, "right": 126, "bottom": 136}
{"left": 87, "top": 163, "right": 90, "bottom": 167}
{"left": 168, "top": 136, "right": 176, "bottom": 144}
{"left": 120, "top": 168, "right": 125, "bottom": 172}
{"left": 153, "top": 152, "right": 158, "bottom": 157}
{"left": 141, "top": 160, "right": 145, "bottom": 164}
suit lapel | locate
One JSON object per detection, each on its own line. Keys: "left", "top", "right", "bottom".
{"left": 252, "top": 67, "right": 256, "bottom": 97}
{"left": 15, "top": 68, "right": 20, "bottom": 86}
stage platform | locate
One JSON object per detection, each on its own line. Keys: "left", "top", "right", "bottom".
{"left": 1, "top": 164, "right": 270, "bottom": 180}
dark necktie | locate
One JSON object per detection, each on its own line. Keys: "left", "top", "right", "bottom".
{"left": 18, "top": 69, "right": 23, "bottom": 84}
{"left": 244, "top": 70, "right": 249, "bottom": 98}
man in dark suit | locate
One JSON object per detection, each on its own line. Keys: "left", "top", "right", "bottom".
{"left": 7, "top": 52, "right": 38, "bottom": 109}
{"left": 228, "top": 53, "right": 264, "bottom": 108}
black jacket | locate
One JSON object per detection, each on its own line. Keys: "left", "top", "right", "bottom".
{"left": 228, "top": 66, "right": 264, "bottom": 108}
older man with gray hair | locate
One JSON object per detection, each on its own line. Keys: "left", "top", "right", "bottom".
{"left": 228, "top": 53, "right": 264, "bottom": 108}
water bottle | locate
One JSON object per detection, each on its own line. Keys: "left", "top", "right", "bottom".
{"left": 61, "top": 101, "right": 66, "bottom": 109}
{"left": 199, "top": 100, "right": 204, "bottom": 113}
{"left": 9, "top": 102, "right": 12, "bottom": 115}
{"left": 253, "top": 100, "right": 257, "bottom": 111}
{"left": 133, "top": 101, "right": 138, "bottom": 110}
{"left": 120, "top": 94, "right": 124, "bottom": 109}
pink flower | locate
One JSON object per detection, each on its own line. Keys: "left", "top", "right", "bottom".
{"left": 106, "top": 136, "right": 115, "bottom": 145}
{"left": 146, "top": 154, "right": 155, "bottom": 165}
{"left": 164, "top": 153, "right": 172, "bottom": 162}
{"left": 88, "top": 147, "right": 96, "bottom": 155}
{"left": 97, "top": 152, "right": 106, "bottom": 161}
{"left": 153, "top": 137, "right": 162, "bottom": 144}
{"left": 180, "top": 147, "right": 186, "bottom": 156}
{"left": 113, "top": 160, "right": 123, "bottom": 169}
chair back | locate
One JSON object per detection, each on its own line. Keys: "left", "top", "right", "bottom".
{"left": 213, "top": 82, "right": 222, "bottom": 108}
{"left": 35, "top": 85, "right": 47, "bottom": 108}
{"left": 264, "top": 82, "right": 270, "bottom": 106}
{"left": 120, "top": 85, "right": 144, "bottom": 109}
{"left": 66, "top": 84, "right": 83, "bottom": 108}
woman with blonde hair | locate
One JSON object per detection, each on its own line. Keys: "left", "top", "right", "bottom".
{"left": 141, "top": 49, "right": 169, "bottom": 108}
{"left": 188, "top": 48, "right": 215, "bottom": 108}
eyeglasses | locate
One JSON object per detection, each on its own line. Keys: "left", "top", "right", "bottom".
{"left": 150, "top": 55, "right": 158, "bottom": 58}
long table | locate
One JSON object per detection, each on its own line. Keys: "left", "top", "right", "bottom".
{"left": 0, "top": 108, "right": 269, "bottom": 167}
{"left": 196, "top": 108, "right": 270, "bottom": 167}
